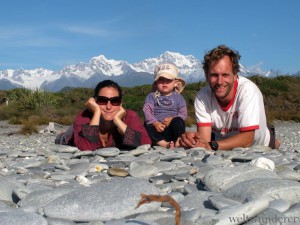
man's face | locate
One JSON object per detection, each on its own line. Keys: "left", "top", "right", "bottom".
{"left": 205, "top": 55, "right": 237, "bottom": 105}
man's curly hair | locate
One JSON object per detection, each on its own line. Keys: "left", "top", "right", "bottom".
{"left": 202, "top": 45, "right": 241, "bottom": 75}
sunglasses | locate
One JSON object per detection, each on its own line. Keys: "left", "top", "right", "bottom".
{"left": 95, "top": 96, "right": 122, "bottom": 106}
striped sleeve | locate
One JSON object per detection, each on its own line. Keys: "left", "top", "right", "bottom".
{"left": 143, "top": 102, "right": 157, "bottom": 125}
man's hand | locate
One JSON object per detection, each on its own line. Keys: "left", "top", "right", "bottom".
{"left": 200, "top": 142, "right": 211, "bottom": 150}
{"left": 179, "top": 131, "right": 203, "bottom": 148}
{"left": 163, "top": 117, "right": 173, "bottom": 127}
{"left": 179, "top": 132, "right": 211, "bottom": 149}
{"left": 153, "top": 121, "right": 166, "bottom": 133}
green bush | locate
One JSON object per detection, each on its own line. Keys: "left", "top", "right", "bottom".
{"left": 19, "top": 120, "right": 38, "bottom": 135}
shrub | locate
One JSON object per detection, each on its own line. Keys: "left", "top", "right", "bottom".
{"left": 19, "top": 120, "right": 38, "bottom": 135}
{"left": 21, "top": 88, "right": 58, "bottom": 111}
{"left": 0, "top": 75, "right": 299, "bottom": 130}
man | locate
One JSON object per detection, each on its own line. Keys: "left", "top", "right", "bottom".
{"left": 180, "top": 45, "right": 279, "bottom": 150}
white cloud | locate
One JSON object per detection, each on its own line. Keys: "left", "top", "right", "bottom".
{"left": 17, "top": 37, "right": 67, "bottom": 47}
{"left": 0, "top": 27, "right": 36, "bottom": 40}
{"left": 60, "top": 17, "right": 124, "bottom": 38}
{"left": 60, "top": 18, "right": 139, "bottom": 38}
{"left": 248, "top": 61, "right": 266, "bottom": 73}
{"left": 63, "top": 25, "right": 112, "bottom": 37}
{"left": 0, "top": 26, "right": 69, "bottom": 48}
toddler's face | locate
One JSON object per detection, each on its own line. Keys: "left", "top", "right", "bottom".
{"left": 156, "top": 77, "right": 176, "bottom": 95}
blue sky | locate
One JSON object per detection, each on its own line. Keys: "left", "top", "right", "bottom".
{"left": 0, "top": 0, "right": 299, "bottom": 74}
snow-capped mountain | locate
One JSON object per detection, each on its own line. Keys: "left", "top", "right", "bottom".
{"left": 0, "top": 68, "right": 57, "bottom": 90}
{"left": 0, "top": 51, "right": 277, "bottom": 92}
{"left": 133, "top": 51, "right": 204, "bottom": 82}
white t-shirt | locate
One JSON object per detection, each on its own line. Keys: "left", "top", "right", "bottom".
{"left": 194, "top": 76, "right": 270, "bottom": 146}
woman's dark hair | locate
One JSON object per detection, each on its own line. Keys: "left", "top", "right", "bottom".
{"left": 202, "top": 45, "right": 241, "bottom": 75}
{"left": 93, "top": 80, "right": 122, "bottom": 98}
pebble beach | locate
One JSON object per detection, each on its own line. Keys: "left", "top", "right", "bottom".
{"left": 0, "top": 120, "right": 300, "bottom": 225}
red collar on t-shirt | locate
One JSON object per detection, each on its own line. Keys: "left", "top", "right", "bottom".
{"left": 219, "top": 79, "right": 238, "bottom": 112}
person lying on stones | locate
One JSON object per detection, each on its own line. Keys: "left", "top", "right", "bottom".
{"left": 143, "top": 63, "right": 187, "bottom": 149}
{"left": 180, "top": 45, "right": 281, "bottom": 151}
{"left": 55, "top": 79, "right": 151, "bottom": 151}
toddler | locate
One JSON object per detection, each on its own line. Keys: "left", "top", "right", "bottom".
{"left": 143, "top": 63, "right": 187, "bottom": 148}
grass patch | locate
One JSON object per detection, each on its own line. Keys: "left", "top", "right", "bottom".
{"left": 0, "top": 75, "right": 299, "bottom": 135}
{"left": 19, "top": 120, "right": 38, "bottom": 135}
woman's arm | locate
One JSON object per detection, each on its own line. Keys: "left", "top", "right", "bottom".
{"left": 73, "top": 110, "right": 102, "bottom": 151}
{"left": 73, "top": 98, "right": 102, "bottom": 151}
{"left": 121, "top": 110, "right": 152, "bottom": 148}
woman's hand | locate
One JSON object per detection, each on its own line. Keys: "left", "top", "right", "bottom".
{"left": 114, "top": 106, "right": 126, "bottom": 121}
{"left": 113, "top": 106, "right": 127, "bottom": 134}
{"left": 85, "top": 97, "right": 100, "bottom": 114}
{"left": 85, "top": 97, "right": 101, "bottom": 126}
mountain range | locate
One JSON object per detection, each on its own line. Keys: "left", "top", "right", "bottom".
{"left": 0, "top": 51, "right": 282, "bottom": 92}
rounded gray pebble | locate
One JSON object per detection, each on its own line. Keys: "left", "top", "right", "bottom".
{"left": 0, "top": 120, "right": 299, "bottom": 224}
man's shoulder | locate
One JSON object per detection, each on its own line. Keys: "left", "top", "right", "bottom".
{"left": 238, "top": 76, "right": 260, "bottom": 92}
{"left": 197, "top": 85, "right": 211, "bottom": 96}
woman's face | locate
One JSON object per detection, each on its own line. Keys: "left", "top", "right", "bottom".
{"left": 96, "top": 87, "right": 121, "bottom": 121}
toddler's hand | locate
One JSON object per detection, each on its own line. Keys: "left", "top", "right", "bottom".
{"left": 163, "top": 117, "right": 173, "bottom": 127}
{"left": 153, "top": 121, "right": 166, "bottom": 132}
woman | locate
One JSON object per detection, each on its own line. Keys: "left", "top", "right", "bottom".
{"left": 55, "top": 80, "right": 151, "bottom": 151}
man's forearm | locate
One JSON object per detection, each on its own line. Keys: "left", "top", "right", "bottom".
{"left": 216, "top": 130, "right": 254, "bottom": 150}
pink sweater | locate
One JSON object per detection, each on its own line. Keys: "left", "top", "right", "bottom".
{"left": 70, "top": 109, "right": 151, "bottom": 151}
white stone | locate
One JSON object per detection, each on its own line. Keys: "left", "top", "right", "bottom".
{"left": 250, "top": 157, "right": 275, "bottom": 171}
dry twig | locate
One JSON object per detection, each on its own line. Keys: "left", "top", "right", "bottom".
{"left": 135, "top": 194, "right": 181, "bottom": 225}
